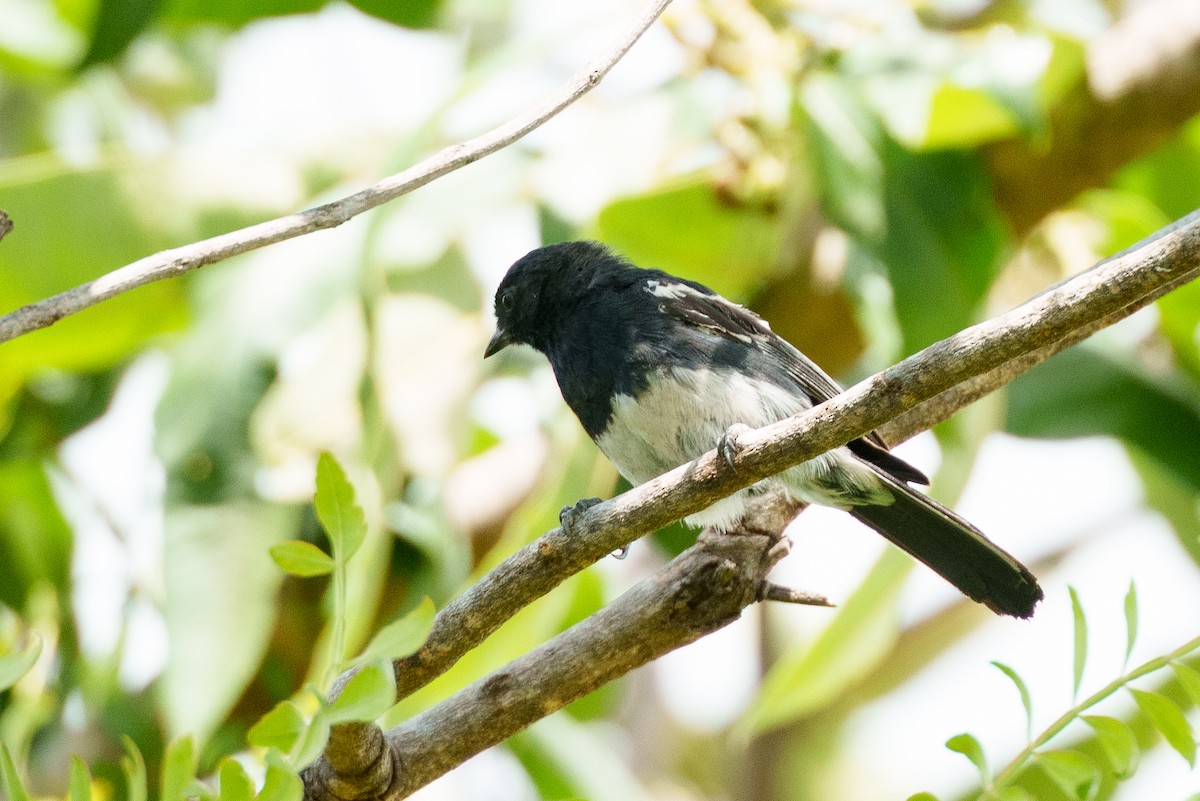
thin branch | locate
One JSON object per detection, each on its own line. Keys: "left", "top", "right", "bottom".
{"left": 0, "top": 0, "right": 674, "bottom": 345}
{"left": 0, "top": 211, "right": 11, "bottom": 243}
{"left": 311, "top": 209, "right": 1200, "bottom": 799}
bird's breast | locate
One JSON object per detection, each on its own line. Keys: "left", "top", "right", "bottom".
{"left": 593, "top": 365, "right": 809, "bottom": 485}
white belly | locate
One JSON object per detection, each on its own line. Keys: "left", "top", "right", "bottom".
{"left": 593, "top": 366, "right": 889, "bottom": 531}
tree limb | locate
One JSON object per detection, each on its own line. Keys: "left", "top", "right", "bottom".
{"left": 308, "top": 528, "right": 788, "bottom": 801}
{"left": 878, "top": 211, "right": 1200, "bottom": 444}
{"left": 0, "top": 0, "right": 674, "bottom": 346}
{"left": 309, "top": 211, "right": 1200, "bottom": 797}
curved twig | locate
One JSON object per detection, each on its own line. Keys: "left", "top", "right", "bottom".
{"left": 0, "top": 0, "right": 674, "bottom": 345}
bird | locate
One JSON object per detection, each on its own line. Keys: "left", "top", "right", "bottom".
{"left": 484, "top": 240, "right": 1043, "bottom": 618}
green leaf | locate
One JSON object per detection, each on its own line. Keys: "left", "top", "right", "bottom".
{"left": 1172, "top": 662, "right": 1200, "bottom": 708}
{"left": 1076, "top": 189, "right": 1171, "bottom": 257}
{"left": 1128, "top": 449, "right": 1200, "bottom": 569}
{"left": 1069, "top": 587, "right": 1087, "bottom": 700}
{"left": 218, "top": 759, "right": 253, "bottom": 801}
{"left": 1114, "top": 117, "right": 1200, "bottom": 221}
{"left": 0, "top": 637, "right": 41, "bottom": 691}
{"left": 248, "top": 701, "right": 306, "bottom": 752}
{"left": 0, "top": 744, "right": 31, "bottom": 801}
{"left": 992, "top": 661, "right": 1033, "bottom": 739}
{"left": 995, "top": 788, "right": 1034, "bottom": 801}
{"left": 79, "top": 0, "right": 164, "bottom": 68}
{"left": 160, "top": 735, "right": 197, "bottom": 801}
{"left": 802, "top": 73, "right": 1006, "bottom": 354}
{"left": 121, "top": 737, "right": 148, "bottom": 801}
{"left": 1006, "top": 346, "right": 1200, "bottom": 492}
{"left": 596, "top": 177, "right": 782, "bottom": 301}
{"left": 1081, "top": 715, "right": 1139, "bottom": 779}
{"left": 161, "top": 0, "right": 322, "bottom": 26}
{"left": 906, "top": 794, "right": 941, "bottom": 801}
{"left": 1156, "top": 276, "right": 1200, "bottom": 380}
{"left": 923, "top": 83, "right": 1021, "bottom": 149}
{"left": 184, "top": 779, "right": 216, "bottom": 801}
{"left": 0, "top": 461, "right": 73, "bottom": 609}
{"left": 289, "top": 710, "right": 331, "bottom": 771}
{"left": 315, "top": 453, "right": 367, "bottom": 563}
{"left": 257, "top": 753, "right": 303, "bottom": 801}
{"left": 1124, "top": 581, "right": 1139, "bottom": 667}
{"left": 740, "top": 549, "right": 908, "bottom": 735}
{"left": 946, "top": 733, "right": 988, "bottom": 782}
{"left": 507, "top": 715, "right": 647, "bottom": 801}
{"left": 69, "top": 757, "right": 92, "bottom": 801}
{"left": 1130, "top": 688, "right": 1196, "bottom": 766}
{"left": 345, "top": 0, "right": 440, "bottom": 28}
{"left": 326, "top": 662, "right": 396, "bottom": 725}
{"left": 160, "top": 503, "right": 295, "bottom": 744}
{"left": 354, "top": 597, "right": 435, "bottom": 664}
{"left": 1037, "top": 750, "right": 1099, "bottom": 801}
{"left": 269, "top": 541, "right": 335, "bottom": 577}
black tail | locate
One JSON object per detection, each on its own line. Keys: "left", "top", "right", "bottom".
{"left": 849, "top": 474, "right": 1043, "bottom": 618}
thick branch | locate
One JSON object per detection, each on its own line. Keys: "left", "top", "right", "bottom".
{"left": 0, "top": 0, "right": 673, "bottom": 345}
{"left": 307, "top": 529, "right": 786, "bottom": 801}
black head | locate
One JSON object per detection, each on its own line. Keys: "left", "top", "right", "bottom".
{"left": 485, "top": 241, "right": 629, "bottom": 357}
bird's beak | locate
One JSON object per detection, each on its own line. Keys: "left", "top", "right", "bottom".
{"left": 485, "top": 326, "right": 513, "bottom": 358}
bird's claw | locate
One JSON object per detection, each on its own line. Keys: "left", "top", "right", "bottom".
{"left": 717, "top": 423, "right": 752, "bottom": 470}
{"left": 559, "top": 497, "right": 602, "bottom": 533}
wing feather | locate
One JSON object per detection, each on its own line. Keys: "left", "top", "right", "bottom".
{"left": 643, "top": 274, "right": 928, "bottom": 484}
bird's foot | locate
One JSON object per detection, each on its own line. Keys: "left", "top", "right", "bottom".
{"left": 559, "top": 497, "right": 629, "bottom": 559}
{"left": 559, "top": 496, "right": 602, "bottom": 534}
{"left": 717, "top": 423, "right": 753, "bottom": 470}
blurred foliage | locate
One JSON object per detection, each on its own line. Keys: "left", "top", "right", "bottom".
{"left": 2, "top": 0, "right": 1200, "bottom": 800}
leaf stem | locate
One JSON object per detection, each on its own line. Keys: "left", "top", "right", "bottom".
{"left": 981, "top": 632, "right": 1200, "bottom": 798}
{"left": 327, "top": 546, "right": 349, "bottom": 689}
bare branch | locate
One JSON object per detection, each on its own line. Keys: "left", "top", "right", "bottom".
{"left": 0, "top": 0, "right": 674, "bottom": 346}
{"left": 307, "top": 529, "right": 787, "bottom": 801}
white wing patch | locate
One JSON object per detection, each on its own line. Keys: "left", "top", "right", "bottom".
{"left": 645, "top": 279, "right": 689, "bottom": 300}
{"left": 644, "top": 278, "right": 772, "bottom": 345}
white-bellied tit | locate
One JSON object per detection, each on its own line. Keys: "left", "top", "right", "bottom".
{"left": 485, "top": 241, "right": 1043, "bottom": 618}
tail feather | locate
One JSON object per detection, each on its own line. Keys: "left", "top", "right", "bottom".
{"left": 850, "top": 474, "right": 1043, "bottom": 618}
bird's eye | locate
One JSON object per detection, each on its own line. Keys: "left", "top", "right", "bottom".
{"left": 501, "top": 293, "right": 514, "bottom": 311}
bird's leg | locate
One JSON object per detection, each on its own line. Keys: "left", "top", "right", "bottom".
{"left": 559, "top": 497, "right": 631, "bottom": 559}
{"left": 717, "top": 423, "right": 753, "bottom": 470}
{"left": 559, "top": 496, "right": 602, "bottom": 533}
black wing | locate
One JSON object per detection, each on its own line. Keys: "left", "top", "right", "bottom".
{"left": 644, "top": 273, "right": 929, "bottom": 486}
